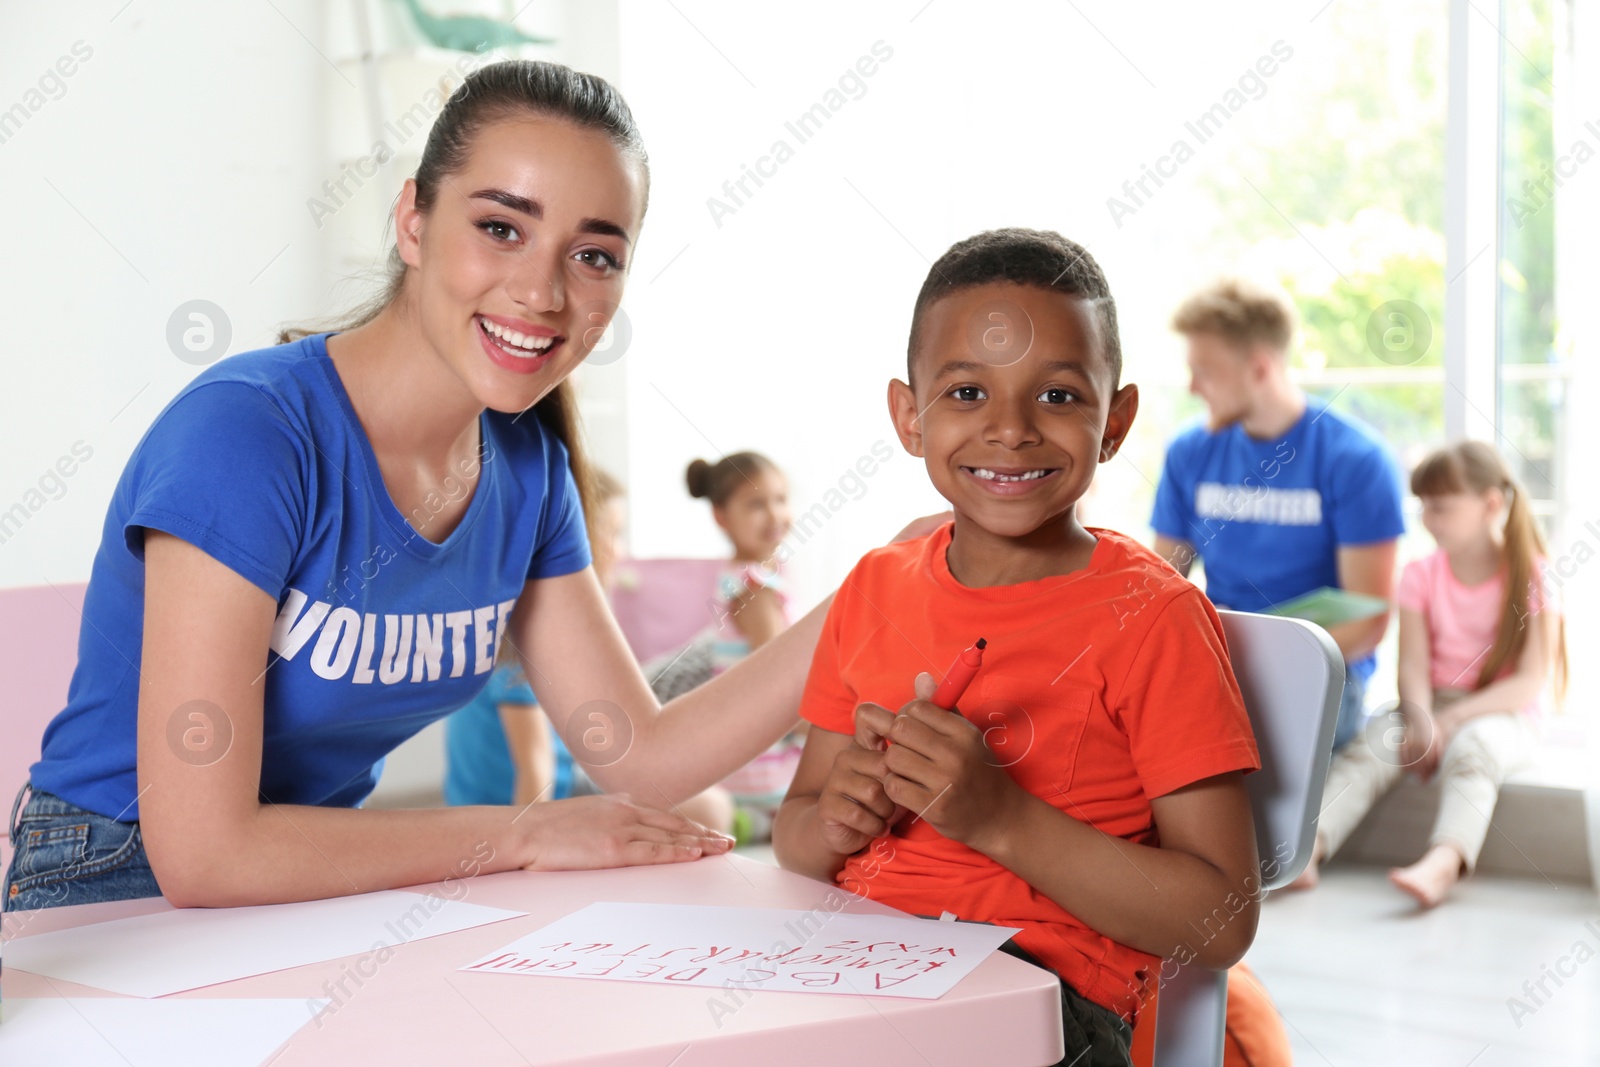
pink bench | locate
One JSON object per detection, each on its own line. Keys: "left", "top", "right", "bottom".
{"left": 0, "top": 582, "right": 86, "bottom": 844}
{"left": 607, "top": 557, "right": 726, "bottom": 664}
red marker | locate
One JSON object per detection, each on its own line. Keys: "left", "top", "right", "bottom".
{"left": 931, "top": 637, "right": 987, "bottom": 710}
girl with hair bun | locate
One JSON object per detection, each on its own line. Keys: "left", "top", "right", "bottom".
{"left": 642, "top": 452, "right": 800, "bottom": 843}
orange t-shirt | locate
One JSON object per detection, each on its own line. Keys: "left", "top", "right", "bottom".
{"left": 798, "top": 522, "right": 1260, "bottom": 1021}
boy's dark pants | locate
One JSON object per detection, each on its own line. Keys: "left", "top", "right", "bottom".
{"left": 996, "top": 939, "right": 1133, "bottom": 1067}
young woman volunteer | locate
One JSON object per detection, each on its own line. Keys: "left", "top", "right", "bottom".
{"left": 4, "top": 60, "right": 931, "bottom": 911}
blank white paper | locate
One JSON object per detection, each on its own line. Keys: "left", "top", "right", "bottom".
{"left": 0, "top": 998, "right": 327, "bottom": 1067}
{"left": 6, "top": 890, "right": 523, "bottom": 998}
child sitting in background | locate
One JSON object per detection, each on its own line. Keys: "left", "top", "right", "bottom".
{"left": 444, "top": 469, "right": 734, "bottom": 835}
{"left": 772, "top": 228, "right": 1263, "bottom": 1067}
{"left": 644, "top": 452, "right": 803, "bottom": 843}
{"left": 1294, "top": 441, "right": 1565, "bottom": 907}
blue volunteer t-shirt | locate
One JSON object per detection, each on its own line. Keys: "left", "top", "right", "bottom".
{"left": 29, "top": 332, "right": 592, "bottom": 821}
{"left": 442, "top": 664, "right": 581, "bottom": 806}
{"left": 1150, "top": 397, "right": 1405, "bottom": 680}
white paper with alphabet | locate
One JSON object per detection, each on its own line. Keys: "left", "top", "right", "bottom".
{"left": 460, "top": 902, "right": 1019, "bottom": 999}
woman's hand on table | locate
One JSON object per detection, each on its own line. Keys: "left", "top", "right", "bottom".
{"left": 515, "top": 794, "right": 734, "bottom": 871}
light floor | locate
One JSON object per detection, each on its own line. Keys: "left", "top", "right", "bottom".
{"left": 1250, "top": 865, "right": 1600, "bottom": 1065}
{"left": 738, "top": 846, "right": 1600, "bottom": 1064}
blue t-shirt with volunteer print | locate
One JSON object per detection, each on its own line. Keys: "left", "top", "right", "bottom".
{"left": 28, "top": 332, "right": 592, "bottom": 821}
{"left": 1150, "top": 396, "right": 1405, "bottom": 681}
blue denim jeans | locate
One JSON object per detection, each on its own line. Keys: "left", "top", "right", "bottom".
{"left": 1331, "top": 669, "right": 1369, "bottom": 752}
{"left": 3, "top": 783, "right": 163, "bottom": 912}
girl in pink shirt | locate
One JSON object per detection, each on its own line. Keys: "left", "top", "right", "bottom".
{"left": 643, "top": 452, "right": 804, "bottom": 843}
{"left": 1298, "top": 441, "right": 1566, "bottom": 906}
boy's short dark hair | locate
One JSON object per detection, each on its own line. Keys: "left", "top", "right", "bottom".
{"left": 906, "top": 228, "right": 1122, "bottom": 390}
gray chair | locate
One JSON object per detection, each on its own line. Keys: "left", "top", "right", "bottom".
{"left": 1149, "top": 610, "right": 1345, "bottom": 1067}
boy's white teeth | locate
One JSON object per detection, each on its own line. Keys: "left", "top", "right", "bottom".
{"left": 969, "top": 468, "right": 1049, "bottom": 482}
{"left": 480, "top": 316, "right": 554, "bottom": 354}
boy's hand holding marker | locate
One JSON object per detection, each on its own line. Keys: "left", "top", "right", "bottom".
{"left": 813, "top": 631, "right": 982, "bottom": 854}
{"left": 829, "top": 639, "right": 1027, "bottom": 853}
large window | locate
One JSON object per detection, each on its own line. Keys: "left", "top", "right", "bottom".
{"left": 1157, "top": 0, "right": 1451, "bottom": 691}
{"left": 614, "top": 0, "right": 1589, "bottom": 725}
{"left": 1498, "top": 0, "right": 1568, "bottom": 541}
{"left": 1496, "top": 0, "right": 1592, "bottom": 725}
{"left": 1193, "top": 0, "right": 1448, "bottom": 472}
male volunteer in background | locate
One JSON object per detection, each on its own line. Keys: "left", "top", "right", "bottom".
{"left": 1151, "top": 278, "right": 1406, "bottom": 751}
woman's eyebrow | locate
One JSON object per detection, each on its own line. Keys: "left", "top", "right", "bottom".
{"left": 579, "top": 218, "right": 632, "bottom": 245}
{"left": 472, "top": 188, "right": 541, "bottom": 217}
{"left": 470, "top": 188, "right": 632, "bottom": 245}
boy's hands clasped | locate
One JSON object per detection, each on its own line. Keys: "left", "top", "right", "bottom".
{"left": 813, "top": 740, "right": 898, "bottom": 855}
{"left": 818, "top": 672, "right": 1024, "bottom": 856}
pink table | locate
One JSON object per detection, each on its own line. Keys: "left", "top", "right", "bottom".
{"left": 3, "top": 854, "right": 1064, "bottom": 1066}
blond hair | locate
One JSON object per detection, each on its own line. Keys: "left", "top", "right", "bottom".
{"left": 1172, "top": 278, "right": 1295, "bottom": 353}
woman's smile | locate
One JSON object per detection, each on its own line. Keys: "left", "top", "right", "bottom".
{"left": 475, "top": 313, "right": 564, "bottom": 376}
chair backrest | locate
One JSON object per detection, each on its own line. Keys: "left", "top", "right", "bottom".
{"left": 0, "top": 582, "right": 87, "bottom": 842}
{"left": 1150, "top": 609, "right": 1344, "bottom": 1067}
{"left": 607, "top": 557, "right": 726, "bottom": 664}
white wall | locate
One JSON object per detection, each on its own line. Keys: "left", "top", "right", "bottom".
{"left": 0, "top": 0, "right": 617, "bottom": 806}
{"left": 7, "top": 2, "right": 1588, "bottom": 806}
{"left": 0, "top": 0, "right": 327, "bottom": 587}
{"left": 610, "top": 0, "right": 1310, "bottom": 609}
{"left": 0, "top": 0, "right": 619, "bottom": 591}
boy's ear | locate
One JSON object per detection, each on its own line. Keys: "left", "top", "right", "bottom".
{"left": 1099, "top": 383, "right": 1140, "bottom": 462}
{"left": 887, "top": 378, "right": 925, "bottom": 457}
